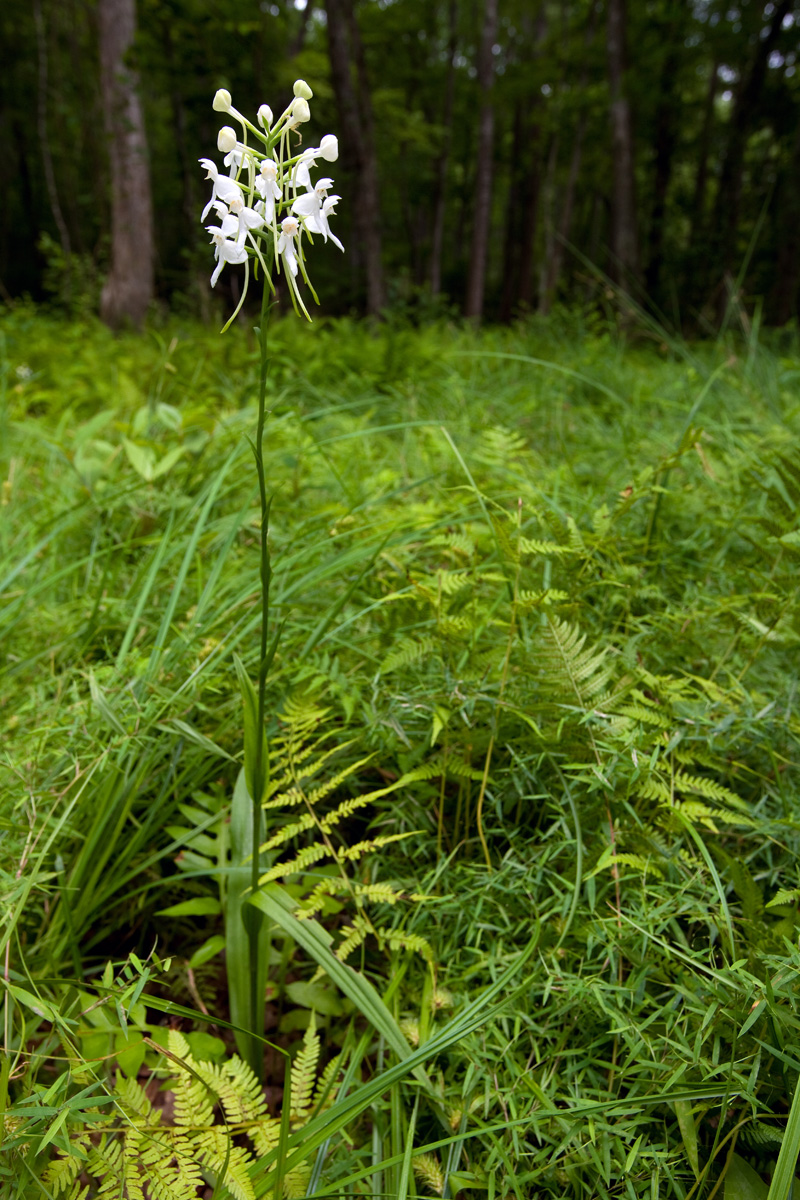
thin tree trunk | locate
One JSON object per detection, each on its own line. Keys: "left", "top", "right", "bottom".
{"left": 771, "top": 117, "right": 800, "bottom": 325}
{"left": 606, "top": 0, "right": 639, "bottom": 288}
{"left": 709, "top": 0, "right": 792, "bottom": 319}
{"left": 430, "top": 0, "right": 458, "bottom": 297}
{"left": 98, "top": 0, "right": 154, "bottom": 328}
{"left": 33, "top": 0, "right": 72, "bottom": 263}
{"left": 690, "top": 60, "right": 719, "bottom": 241}
{"left": 464, "top": 0, "right": 498, "bottom": 320}
{"left": 499, "top": 102, "right": 527, "bottom": 321}
{"left": 644, "top": 2, "right": 684, "bottom": 302}
{"left": 539, "top": 116, "right": 585, "bottom": 315}
{"left": 325, "top": 0, "right": 385, "bottom": 316}
{"left": 537, "top": 134, "right": 560, "bottom": 311}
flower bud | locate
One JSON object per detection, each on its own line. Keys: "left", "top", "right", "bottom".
{"left": 217, "top": 126, "right": 237, "bottom": 153}
{"left": 291, "top": 97, "right": 311, "bottom": 124}
{"left": 213, "top": 89, "right": 232, "bottom": 113}
{"left": 257, "top": 104, "right": 273, "bottom": 129}
{"left": 319, "top": 134, "right": 339, "bottom": 162}
{"left": 293, "top": 79, "right": 313, "bottom": 100}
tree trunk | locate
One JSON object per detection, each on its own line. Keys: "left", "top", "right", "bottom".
{"left": 430, "top": 0, "right": 458, "bottom": 298}
{"left": 606, "top": 0, "right": 639, "bottom": 288}
{"left": 644, "top": 1, "right": 684, "bottom": 302}
{"left": 464, "top": 0, "right": 498, "bottom": 320}
{"left": 710, "top": 0, "right": 792, "bottom": 313}
{"left": 771, "top": 117, "right": 800, "bottom": 325}
{"left": 325, "top": 0, "right": 385, "bottom": 316}
{"left": 33, "top": 0, "right": 71, "bottom": 263}
{"left": 499, "top": 102, "right": 527, "bottom": 321}
{"left": 98, "top": 0, "right": 154, "bottom": 328}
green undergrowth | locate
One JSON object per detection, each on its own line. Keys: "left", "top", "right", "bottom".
{"left": 1, "top": 304, "right": 800, "bottom": 1198}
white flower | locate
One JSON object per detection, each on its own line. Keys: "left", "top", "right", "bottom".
{"left": 223, "top": 142, "right": 250, "bottom": 176}
{"left": 293, "top": 79, "right": 313, "bottom": 100}
{"left": 199, "top": 158, "right": 245, "bottom": 221}
{"left": 207, "top": 214, "right": 248, "bottom": 287}
{"left": 227, "top": 191, "right": 265, "bottom": 239}
{"left": 213, "top": 89, "right": 232, "bottom": 113}
{"left": 318, "top": 134, "right": 339, "bottom": 162}
{"left": 292, "top": 135, "right": 339, "bottom": 190}
{"left": 217, "top": 126, "right": 237, "bottom": 153}
{"left": 255, "top": 158, "right": 282, "bottom": 225}
{"left": 292, "top": 178, "right": 344, "bottom": 251}
{"left": 277, "top": 216, "right": 301, "bottom": 278}
{"left": 257, "top": 104, "right": 273, "bottom": 129}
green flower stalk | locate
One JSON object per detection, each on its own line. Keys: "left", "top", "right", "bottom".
{"left": 199, "top": 83, "right": 342, "bottom": 1079}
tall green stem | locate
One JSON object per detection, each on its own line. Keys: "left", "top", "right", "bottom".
{"left": 246, "top": 274, "right": 273, "bottom": 1079}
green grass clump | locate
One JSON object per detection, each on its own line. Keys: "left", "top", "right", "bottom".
{"left": 1, "top": 306, "right": 800, "bottom": 1198}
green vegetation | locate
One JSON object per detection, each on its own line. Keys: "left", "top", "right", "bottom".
{"left": 2, "top": 305, "right": 800, "bottom": 1198}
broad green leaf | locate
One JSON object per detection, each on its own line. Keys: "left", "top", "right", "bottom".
{"left": 122, "top": 437, "right": 156, "bottom": 481}
{"left": 234, "top": 655, "right": 269, "bottom": 806}
{"left": 157, "top": 897, "right": 222, "bottom": 918}
{"left": 725, "top": 1153, "right": 768, "bottom": 1200}
{"left": 188, "top": 934, "right": 227, "bottom": 969}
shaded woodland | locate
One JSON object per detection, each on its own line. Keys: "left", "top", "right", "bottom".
{"left": 2, "top": 0, "right": 800, "bottom": 326}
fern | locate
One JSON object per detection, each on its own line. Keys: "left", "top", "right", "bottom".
{"left": 44, "top": 1025, "right": 342, "bottom": 1200}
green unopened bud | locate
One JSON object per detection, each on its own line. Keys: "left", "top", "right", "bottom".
{"left": 257, "top": 104, "right": 273, "bottom": 129}
{"left": 213, "top": 89, "right": 232, "bottom": 113}
{"left": 217, "top": 126, "right": 237, "bottom": 153}
{"left": 293, "top": 79, "right": 313, "bottom": 100}
{"left": 291, "top": 97, "right": 311, "bottom": 124}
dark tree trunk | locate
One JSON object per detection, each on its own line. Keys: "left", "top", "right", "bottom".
{"left": 771, "top": 118, "right": 800, "bottom": 325}
{"left": 710, "top": 0, "right": 792, "bottom": 312}
{"left": 33, "top": 0, "right": 71, "bottom": 263}
{"left": 161, "top": 20, "right": 196, "bottom": 240}
{"left": 644, "top": 2, "right": 685, "bottom": 302}
{"left": 539, "top": 117, "right": 585, "bottom": 315}
{"left": 690, "top": 61, "right": 719, "bottom": 240}
{"left": 464, "top": 0, "right": 498, "bottom": 320}
{"left": 430, "top": 0, "right": 458, "bottom": 298}
{"left": 325, "top": 0, "right": 385, "bottom": 316}
{"left": 98, "top": 0, "right": 154, "bottom": 328}
{"left": 499, "top": 102, "right": 527, "bottom": 320}
{"left": 606, "top": 0, "right": 639, "bottom": 288}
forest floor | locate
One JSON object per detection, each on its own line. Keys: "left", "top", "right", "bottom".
{"left": 2, "top": 305, "right": 800, "bottom": 1199}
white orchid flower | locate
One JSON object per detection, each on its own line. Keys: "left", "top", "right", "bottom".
{"left": 277, "top": 216, "right": 301, "bottom": 278}
{"left": 291, "top": 135, "right": 339, "bottom": 190}
{"left": 200, "top": 159, "right": 245, "bottom": 222}
{"left": 207, "top": 214, "right": 248, "bottom": 287}
{"left": 255, "top": 158, "right": 282, "bottom": 225}
{"left": 292, "top": 178, "right": 344, "bottom": 251}
{"left": 227, "top": 191, "right": 264, "bottom": 240}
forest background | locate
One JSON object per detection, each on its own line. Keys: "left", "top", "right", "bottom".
{"left": 3, "top": 0, "right": 800, "bottom": 328}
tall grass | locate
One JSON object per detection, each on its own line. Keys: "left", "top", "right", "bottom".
{"left": 1, "top": 305, "right": 799, "bottom": 1197}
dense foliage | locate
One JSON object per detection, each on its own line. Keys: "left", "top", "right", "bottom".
{"left": 2, "top": 306, "right": 800, "bottom": 1195}
{"left": 2, "top": 0, "right": 800, "bottom": 323}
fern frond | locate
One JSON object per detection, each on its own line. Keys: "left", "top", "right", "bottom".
{"left": 260, "top": 841, "right": 331, "bottom": 884}
{"left": 538, "top": 618, "right": 616, "bottom": 710}
{"left": 335, "top": 918, "right": 370, "bottom": 963}
{"left": 336, "top": 831, "right": 415, "bottom": 863}
{"left": 518, "top": 537, "right": 574, "bottom": 557}
{"left": 672, "top": 771, "right": 748, "bottom": 812}
{"left": 311, "top": 1053, "right": 341, "bottom": 1113}
{"left": 42, "top": 1136, "right": 91, "bottom": 1195}
{"left": 291, "top": 1013, "right": 320, "bottom": 1123}
{"left": 250, "top": 1116, "right": 282, "bottom": 1158}
{"left": 193, "top": 1126, "right": 254, "bottom": 1200}
{"left": 380, "top": 636, "right": 439, "bottom": 674}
